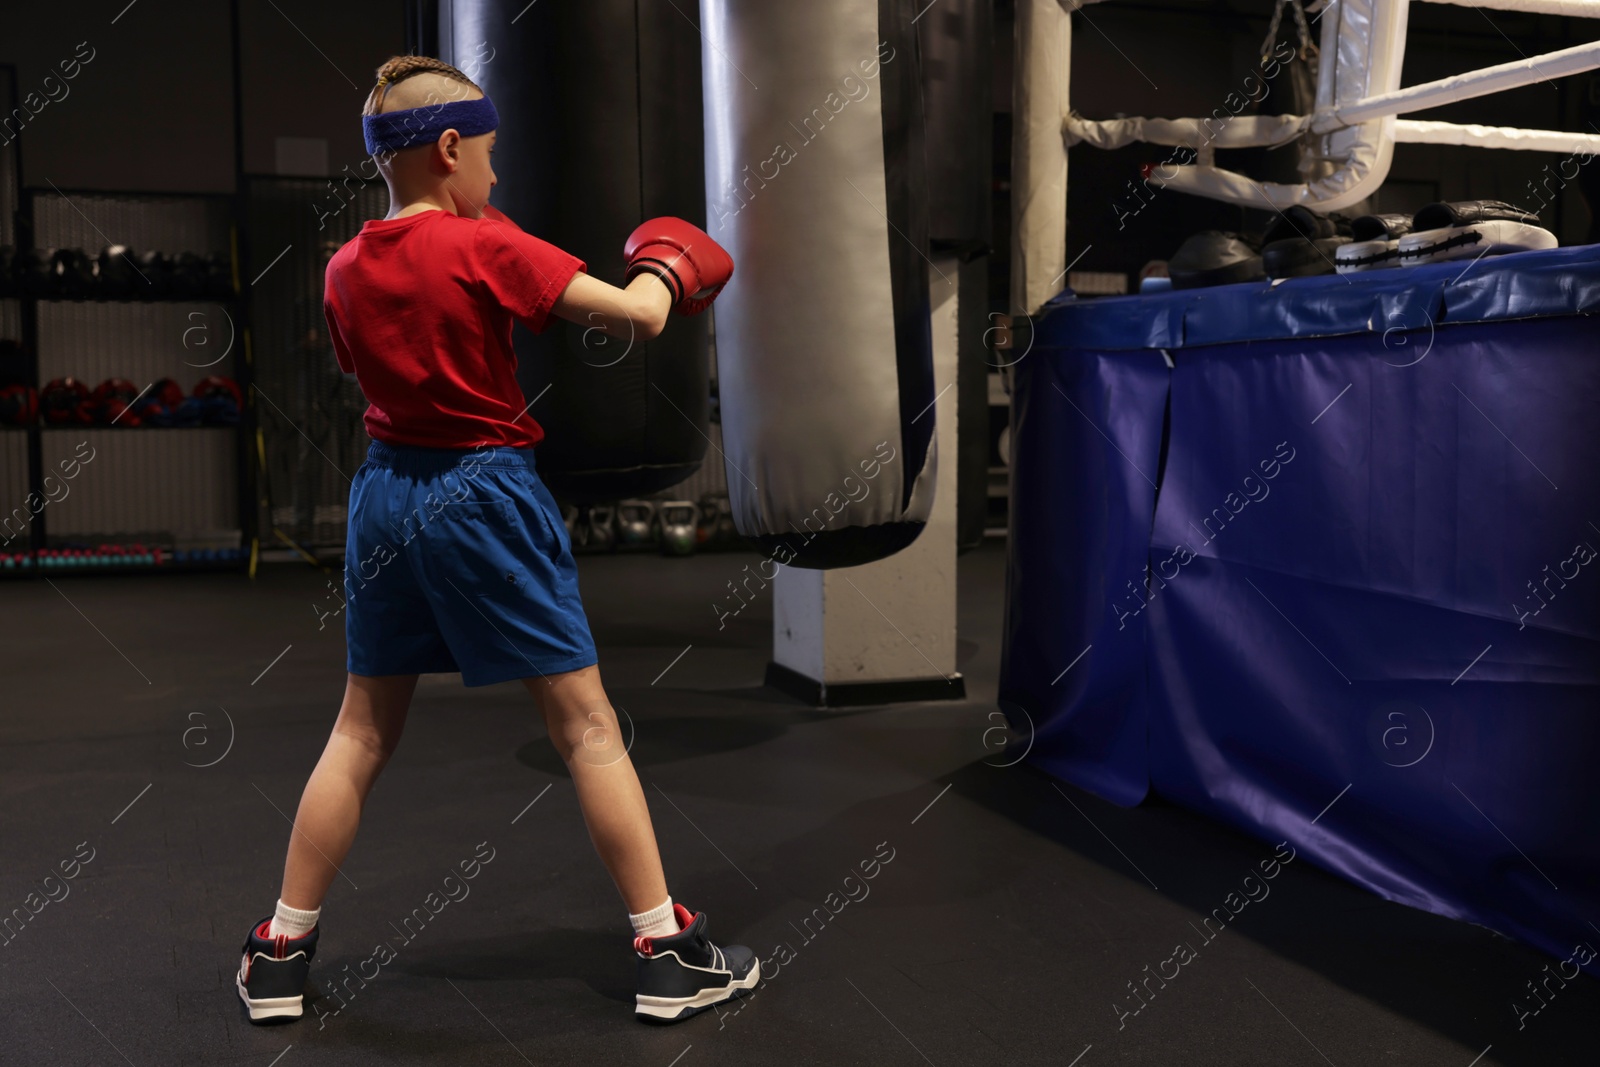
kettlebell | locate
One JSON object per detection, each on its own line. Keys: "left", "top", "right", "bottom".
{"left": 585, "top": 504, "right": 617, "bottom": 553}
{"left": 657, "top": 501, "right": 699, "bottom": 557}
{"left": 616, "top": 500, "right": 657, "bottom": 548}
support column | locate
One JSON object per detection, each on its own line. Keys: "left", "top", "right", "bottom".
{"left": 1012, "top": 0, "right": 1072, "bottom": 317}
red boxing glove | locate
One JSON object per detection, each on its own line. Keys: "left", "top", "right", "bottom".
{"left": 623, "top": 217, "right": 734, "bottom": 315}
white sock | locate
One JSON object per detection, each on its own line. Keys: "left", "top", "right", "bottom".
{"left": 629, "top": 896, "right": 679, "bottom": 939}
{"left": 268, "top": 898, "right": 320, "bottom": 940}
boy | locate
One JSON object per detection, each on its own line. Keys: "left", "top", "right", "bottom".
{"left": 235, "top": 55, "right": 755, "bottom": 1026}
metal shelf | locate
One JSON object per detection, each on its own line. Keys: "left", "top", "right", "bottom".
{"left": 7, "top": 181, "right": 254, "bottom": 575}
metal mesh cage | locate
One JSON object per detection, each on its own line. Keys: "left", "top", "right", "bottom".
{"left": 31, "top": 191, "right": 230, "bottom": 260}
{"left": 246, "top": 176, "right": 384, "bottom": 554}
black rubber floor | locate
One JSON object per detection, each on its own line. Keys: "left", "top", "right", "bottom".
{"left": 1, "top": 542, "right": 1592, "bottom": 1066}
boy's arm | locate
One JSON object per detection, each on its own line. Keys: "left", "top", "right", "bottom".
{"left": 551, "top": 271, "right": 672, "bottom": 342}
{"left": 549, "top": 216, "right": 733, "bottom": 343}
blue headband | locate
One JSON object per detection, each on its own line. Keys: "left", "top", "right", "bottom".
{"left": 363, "top": 96, "right": 500, "bottom": 156}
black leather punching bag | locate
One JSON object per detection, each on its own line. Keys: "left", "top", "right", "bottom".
{"left": 443, "top": 0, "right": 709, "bottom": 503}
{"left": 919, "top": 0, "right": 994, "bottom": 555}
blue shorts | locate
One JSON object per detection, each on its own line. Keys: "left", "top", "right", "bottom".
{"left": 343, "top": 441, "right": 598, "bottom": 685}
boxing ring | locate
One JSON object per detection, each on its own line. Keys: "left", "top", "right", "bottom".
{"left": 1011, "top": 0, "right": 1600, "bottom": 314}
{"left": 999, "top": 243, "right": 1600, "bottom": 974}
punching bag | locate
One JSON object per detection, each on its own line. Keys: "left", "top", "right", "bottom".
{"left": 918, "top": 0, "right": 994, "bottom": 556}
{"left": 444, "top": 0, "right": 709, "bottom": 503}
{"left": 701, "top": 0, "right": 936, "bottom": 569}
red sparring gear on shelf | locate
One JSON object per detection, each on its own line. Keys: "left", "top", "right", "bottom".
{"left": 90, "top": 378, "right": 143, "bottom": 426}
{"left": 40, "top": 377, "right": 92, "bottom": 424}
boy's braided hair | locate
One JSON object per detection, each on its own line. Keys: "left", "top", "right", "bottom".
{"left": 362, "top": 55, "right": 482, "bottom": 117}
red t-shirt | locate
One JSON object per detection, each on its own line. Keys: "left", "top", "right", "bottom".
{"left": 323, "top": 204, "right": 585, "bottom": 448}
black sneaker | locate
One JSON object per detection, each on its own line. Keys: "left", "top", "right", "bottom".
{"left": 236, "top": 917, "right": 318, "bottom": 1023}
{"left": 633, "top": 903, "right": 759, "bottom": 1023}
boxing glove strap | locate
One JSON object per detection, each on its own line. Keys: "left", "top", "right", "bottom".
{"left": 625, "top": 254, "right": 687, "bottom": 304}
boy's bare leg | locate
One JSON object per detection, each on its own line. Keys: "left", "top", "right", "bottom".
{"left": 523, "top": 667, "right": 670, "bottom": 914}
{"left": 277, "top": 673, "right": 418, "bottom": 911}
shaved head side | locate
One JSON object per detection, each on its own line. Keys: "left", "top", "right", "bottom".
{"left": 377, "top": 71, "right": 483, "bottom": 114}
{"left": 362, "top": 55, "right": 483, "bottom": 118}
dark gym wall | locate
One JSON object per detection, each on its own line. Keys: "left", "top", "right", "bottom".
{"left": 0, "top": 0, "right": 404, "bottom": 192}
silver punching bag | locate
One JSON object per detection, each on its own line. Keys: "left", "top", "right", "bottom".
{"left": 700, "top": 0, "right": 936, "bottom": 569}
{"left": 445, "top": 0, "right": 710, "bottom": 503}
